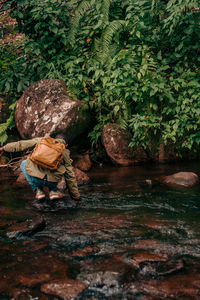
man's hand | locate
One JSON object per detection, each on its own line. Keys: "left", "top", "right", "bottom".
{"left": 0, "top": 147, "right": 4, "bottom": 156}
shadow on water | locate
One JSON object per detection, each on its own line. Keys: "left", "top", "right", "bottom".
{"left": 1, "top": 161, "right": 200, "bottom": 299}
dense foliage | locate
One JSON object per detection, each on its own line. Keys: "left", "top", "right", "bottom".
{"left": 1, "top": 0, "right": 200, "bottom": 157}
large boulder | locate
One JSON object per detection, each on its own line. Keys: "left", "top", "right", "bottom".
{"left": 156, "top": 171, "right": 199, "bottom": 188}
{"left": 15, "top": 79, "right": 90, "bottom": 142}
{"left": 102, "top": 123, "right": 148, "bottom": 166}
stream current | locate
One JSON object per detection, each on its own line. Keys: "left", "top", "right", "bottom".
{"left": 1, "top": 161, "right": 200, "bottom": 299}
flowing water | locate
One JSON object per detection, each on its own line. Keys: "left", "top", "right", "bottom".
{"left": 1, "top": 162, "right": 200, "bottom": 299}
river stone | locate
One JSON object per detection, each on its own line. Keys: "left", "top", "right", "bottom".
{"left": 156, "top": 171, "right": 199, "bottom": 188}
{"left": 139, "top": 258, "right": 184, "bottom": 277}
{"left": 78, "top": 271, "right": 122, "bottom": 297}
{"left": 131, "top": 253, "right": 168, "bottom": 265}
{"left": 15, "top": 79, "right": 90, "bottom": 142}
{"left": 7, "top": 214, "right": 45, "bottom": 239}
{"left": 71, "top": 245, "right": 100, "bottom": 257}
{"left": 132, "top": 268, "right": 200, "bottom": 299}
{"left": 19, "top": 273, "right": 50, "bottom": 288}
{"left": 55, "top": 234, "right": 93, "bottom": 251}
{"left": 102, "top": 123, "right": 148, "bottom": 166}
{"left": 41, "top": 278, "right": 88, "bottom": 299}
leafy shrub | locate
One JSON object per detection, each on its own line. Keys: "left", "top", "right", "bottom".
{"left": 0, "top": 38, "right": 34, "bottom": 145}
{"left": 1, "top": 0, "right": 200, "bottom": 157}
{"left": 67, "top": 0, "right": 200, "bottom": 155}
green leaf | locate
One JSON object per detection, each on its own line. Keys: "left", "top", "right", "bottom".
{"left": 136, "top": 31, "right": 140, "bottom": 38}
{"left": 113, "top": 105, "right": 120, "bottom": 115}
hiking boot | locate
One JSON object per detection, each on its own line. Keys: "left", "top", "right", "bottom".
{"left": 49, "top": 190, "right": 65, "bottom": 200}
{"left": 35, "top": 188, "right": 46, "bottom": 200}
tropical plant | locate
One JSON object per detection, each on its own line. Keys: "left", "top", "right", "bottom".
{"left": 67, "top": 0, "right": 200, "bottom": 155}
{"left": 1, "top": 0, "right": 200, "bottom": 157}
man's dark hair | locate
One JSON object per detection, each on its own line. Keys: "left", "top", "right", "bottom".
{"left": 54, "top": 133, "right": 68, "bottom": 144}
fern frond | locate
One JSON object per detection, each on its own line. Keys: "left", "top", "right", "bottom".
{"left": 101, "top": 0, "right": 111, "bottom": 25}
{"left": 96, "top": 20, "right": 125, "bottom": 64}
{"left": 68, "top": 0, "right": 94, "bottom": 45}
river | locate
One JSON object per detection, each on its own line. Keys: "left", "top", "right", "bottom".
{"left": 1, "top": 161, "right": 200, "bottom": 299}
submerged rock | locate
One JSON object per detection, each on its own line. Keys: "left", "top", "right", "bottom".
{"left": 156, "top": 171, "right": 199, "bottom": 188}
{"left": 7, "top": 214, "right": 45, "bottom": 239}
{"left": 130, "top": 268, "right": 200, "bottom": 299}
{"left": 19, "top": 273, "right": 50, "bottom": 288}
{"left": 139, "top": 258, "right": 184, "bottom": 277}
{"left": 71, "top": 245, "right": 100, "bottom": 257}
{"left": 78, "top": 270, "right": 122, "bottom": 297}
{"left": 102, "top": 123, "right": 148, "bottom": 166}
{"left": 55, "top": 234, "right": 93, "bottom": 251}
{"left": 41, "top": 278, "right": 88, "bottom": 299}
{"left": 15, "top": 79, "right": 90, "bottom": 142}
{"left": 131, "top": 253, "right": 168, "bottom": 265}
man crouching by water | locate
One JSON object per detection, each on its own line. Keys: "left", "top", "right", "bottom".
{"left": 0, "top": 134, "right": 80, "bottom": 201}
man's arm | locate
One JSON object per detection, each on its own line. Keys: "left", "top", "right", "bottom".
{"left": 63, "top": 149, "right": 80, "bottom": 200}
{"left": 2, "top": 138, "right": 41, "bottom": 153}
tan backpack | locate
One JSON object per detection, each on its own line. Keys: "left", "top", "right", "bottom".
{"left": 30, "top": 136, "right": 65, "bottom": 170}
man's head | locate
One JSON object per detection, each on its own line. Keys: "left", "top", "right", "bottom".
{"left": 54, "top": 133, "right": 68, "bottom": 145}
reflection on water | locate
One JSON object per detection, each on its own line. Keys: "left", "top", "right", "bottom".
{"left": 1, "top": 162, "right": 200, "bottom": 299}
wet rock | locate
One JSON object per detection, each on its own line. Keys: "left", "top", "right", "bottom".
{"left": 19, "top": 273, "right": 50, "bottom": 288}
{"left": 156, "top": 171, "right": 199, "bottom": 188}
{"left": 8, "top": 287, "right": 33, "bottom": 300}
{"left": 71, "top": 245, "right": 100, "bottom": 257}
{"left": 77, "top": 269, "right": 125, "bottom": 298}
{"left": 22, "top": 240, "right": 48, "bottom": 251}
{"left": 0, "top": 250, "right": 69, "bottom": 297}
{"left": 55, "top": 234, "right": 93, "bottom": 251}
{"left": 7, "top": 214, "right": 45, "bottom": 239}
{"left": 73, "top": 152, "right": 92, "bottom": 171}
{"left": 102, "top": 123, "right": 148, "bottom": 166}
{"left": 73, "top": 167, "right": 90, "bottom": 185}
{"left": 132, "top": 269, "right": 200, "bottom": 299}
{"left": 139, "top": 258, "right": 184, "bottom": 277}
{"left": 15, "top": 79, "right": 90, "bottom": 142}
{"left": 132, "top": 239, "right": 163, "bottom": 250}
{"left": 41, "top": 278, "right": 88, "bottom": 299}
{"left": 131, "top": 253, "right": 168, "bottom": 265}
